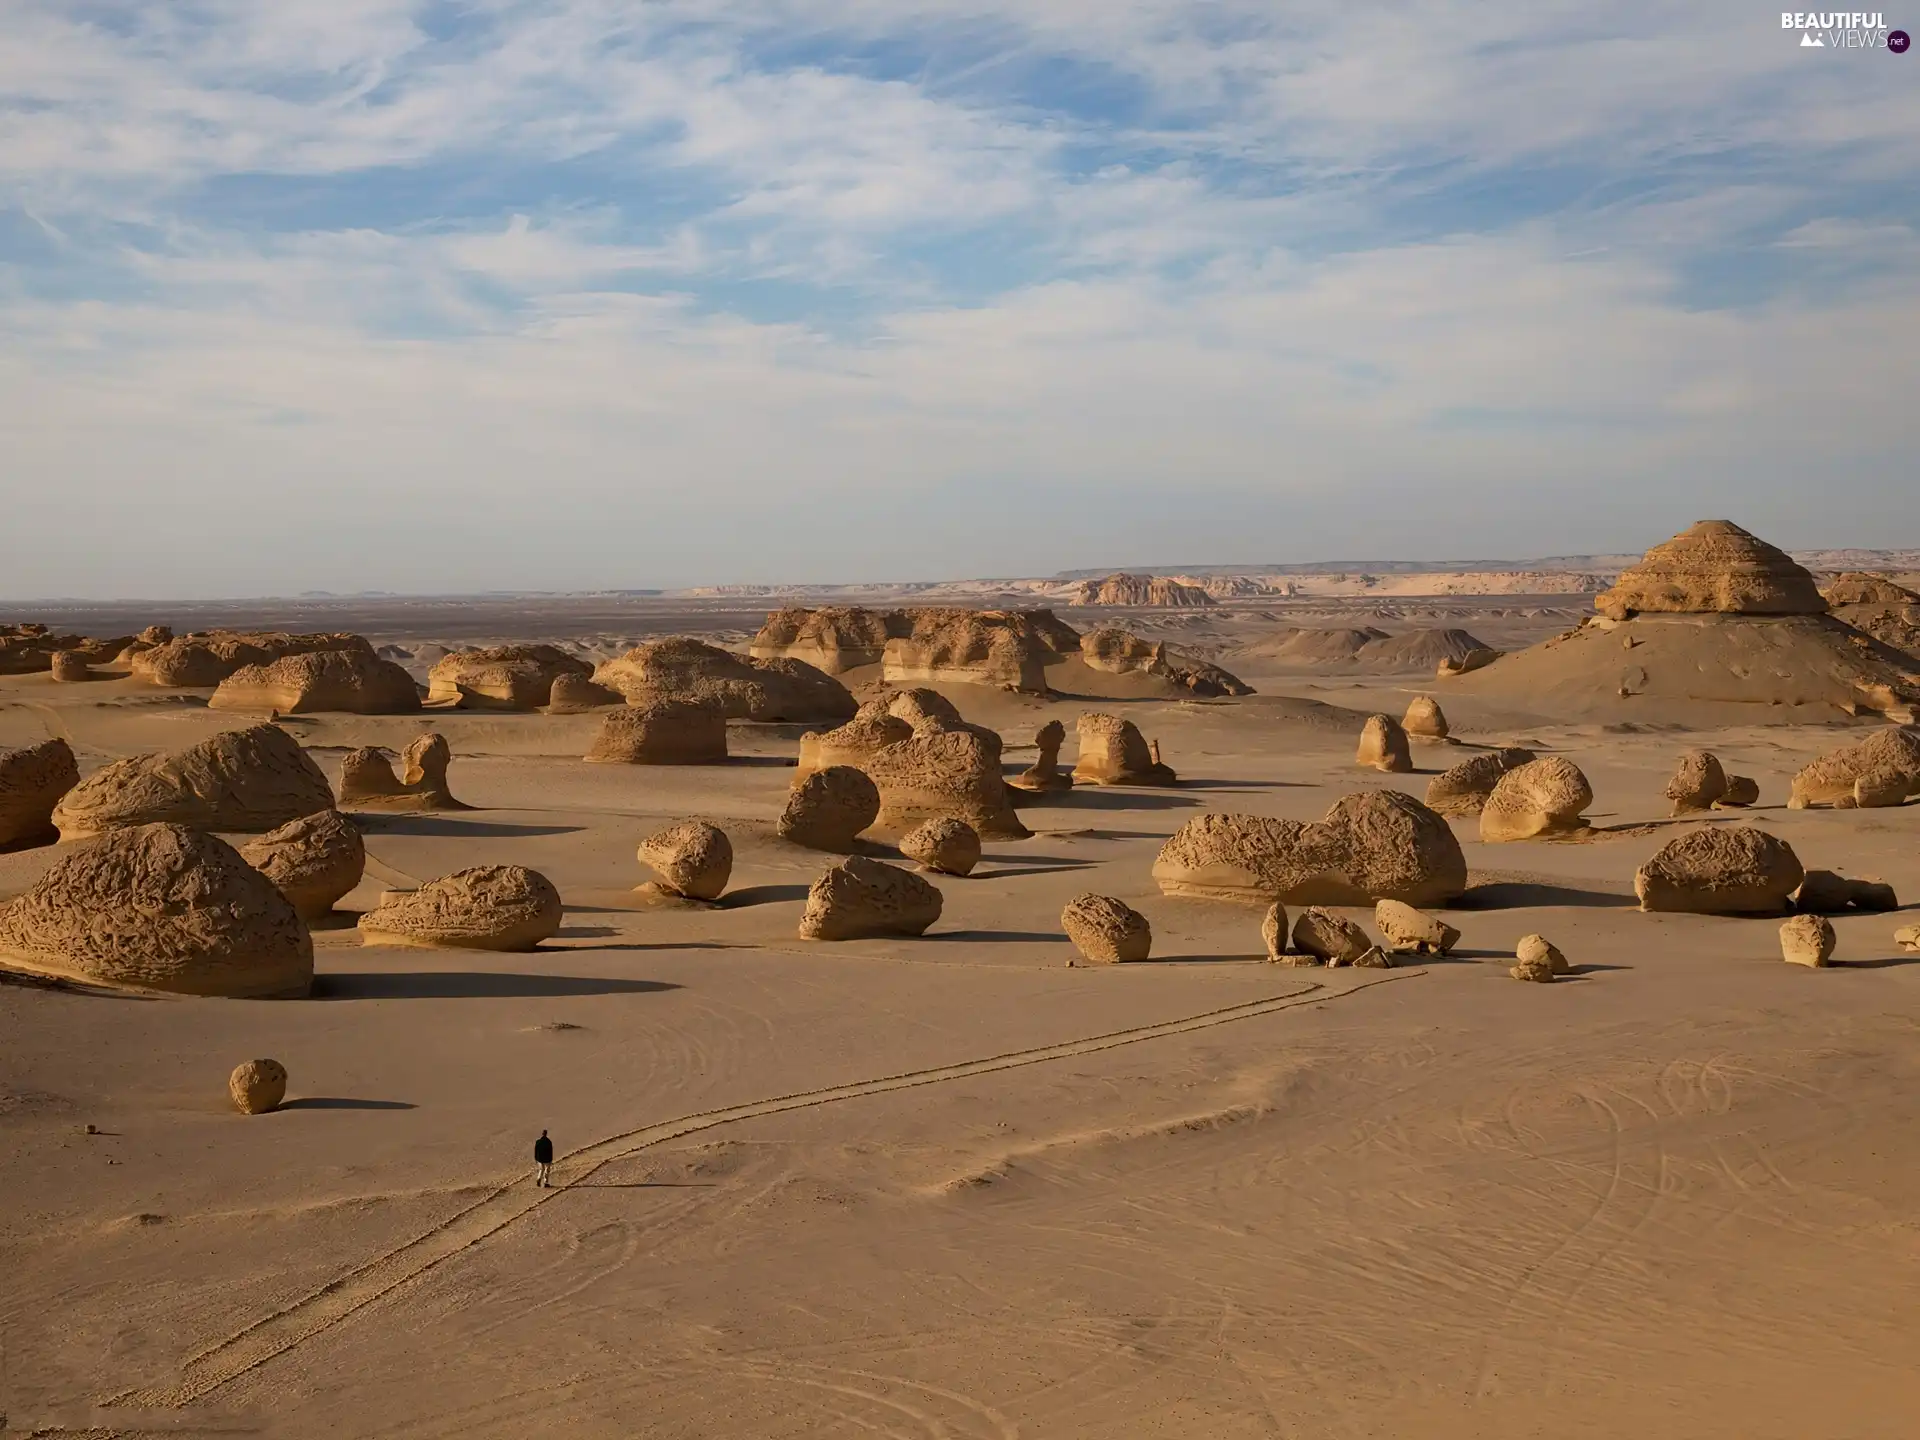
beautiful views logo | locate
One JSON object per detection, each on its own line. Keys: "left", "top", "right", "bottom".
{"left": 1780, "top": 12, "right": 1907, "bottom": 47}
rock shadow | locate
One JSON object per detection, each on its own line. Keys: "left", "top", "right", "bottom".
{"left": 1453, "top": 881, "right": 1638, "bottom": 910}
{"left": 352, "top": 816, "right": 585, "bottom": 838}
{"left": 721, "top": 883, "right": 813, "bottom": 907}
{"left": 315, "top": 972, "right": 681, "bottom": 1000}
{"left": 278, "top": 1097, "right": 417, "bottom": 1111}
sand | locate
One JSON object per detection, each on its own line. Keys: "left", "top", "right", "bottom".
{"left": 2, "top": 594, "right": 1917, "bottom": 1439}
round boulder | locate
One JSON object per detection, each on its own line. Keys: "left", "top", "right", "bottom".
{"left": 240, "top": 810, "right": 366, "bottom": 920}
{"left": 1634, "top": 826, "right": 1803, "bottom": 914}
{"left": 1061, "top": 894, "right": 1152, "bottom": 964}
{"left": 1665, "top": 750, "right": 1728, "bottom": 814}
{"left": 636, "top": 820, "right": 733, "bottom": 902}
{"left": 0, "top": 738, "right": 80, "bottom": 848}
{"left": 229, "top": 1059, "right": 288, "bottom": 1115}
{"left": 1479, "top": 757, "right": 1593, "bottom": 842}
{"left": 798, "top": 856, "right": 942, "bottom": 941}
{"left": 1425, "top": 747, "right": 1535, "bottom": 817}
{"left": 358, "top": 865, "right": 563, "bottom": 951}
{"left": 899, "top": 817, "right": 981, "bottom": 876}
{"left": 1402, "top": 695, "right": 1449, "bottom": 740}
{"left": 1355, "top": 714, "right": 1413, "bottom": 773}
{"left": 777, "top": 766, "right": 880, "bottom": 852}
{"left": 1779, "top": 914, "right": 1835, "bottom": 968}
{"left": 1515, "top": 933, "right": 1570, "bottom": 976}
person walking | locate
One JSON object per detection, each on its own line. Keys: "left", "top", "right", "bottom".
{"left": 533, "top": 1129, "right": 554, "bottom": 1188}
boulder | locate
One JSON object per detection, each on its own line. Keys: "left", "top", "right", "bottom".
{"left": 1355, "top": 714, "right": 1413, "bottom": 773}
{"left": 1515, "top": 933, "right": 1570, "bottom": 976}
{"left": 229, "top": 1059, "right": 288, "bottom": 1115}
{"left": 1665, "top": 750, "right": 1727, "bottom": 814}
{"left": 750, "top": 606, "right": 899, "bottom": 673}
{"left": 131, "top": 631, "right": 375, "bottom": 689}
{"left": 798, "top": 856, "right": 942, "bottom": 940}
{"left": 900, "top": 817, "right": 981, "bottom": 876}
{"left": 1718, "top": 774, "right": 1760, "bottom": 808}
{"left": 1154, "top": 791, "right": 1468, "bottom": 907}
{"left": 1290, "top": 907, "right": 1370, "bottom": 965}
{"left": 426, "top": 645, "right": 594, "bottom": 710}
{"left": 1260, "top": 902, "right": 1289, "bottom": 962}
{"left": 49, "top": 651, "right": 91, "bottom": 683}
{"left": 52, "top": 724, "right": 334, "bottom": 839}
{"left": 794, "top": 692, "right": 1026, "bottom": 838}
{"left": 1779, "top": 914, "right": 1835, "bottom": 968}
{"left": 593, "top": 638, "right": 854, "bottom": 722}
{"left": 1008, "top": 720, "right": 1074, "bottom": 793}
{"left": 1078, "top": 628, "right": 1252, "bottom": 697}
{"left": 211, "top": 649, "right": 421, "bottom": 715}
{"left": 1594, "top": 520, "right": 1828, "bottom": 620}
{"left": 1348, "top": 946, "right": 1394, "bottom": 969}
{"left": 0, "top": 823, "right": 313, "bottom": 997}
{"left": 358, "top": 866, "right": 563, "bottom": 951}
{"left": 1793, "top": 869, "right": 1897, "bottom": 914}
{"left": 337, "top": 733, "right": 465, "bottom": 811}
{"left": 1510, "top": 950, "right": 1556, "bottom": 982}
{"left": 1634, "top": 826, "right": 1804, "bottom": 914}
{"left": 1061, "top": 894, "right": 1153, "bottom": 963}
{"left": 636, "top": 820, "right": 732, "bottom": 902}
{"left": 546, "top": 673, "right": 622, "bottom": 713}
{"left": 584, "top": 701, "right": 729, "bottom": 765}
{"left": 1073, "top": 713, "right": 1176, "bottom": 785}
{"left": 1402, "top": 696, "right": 1449, "bottom": 740}
{"left": 777, "top": 766, "right": 880, "bottom": 852}
{"left": 1479, "top": 757, "right": 1593, "bottom": 842}
{"left": 240, "top": 810, "right": 366, "bottom": 920}
{"left": 0, "top": 738, "right": 80, "bottom": 848}
{"left": 1424, "top": 747, "right": 1536, "bottom": 817}
{"left": 1788, "top": 727, "right": 1920, "bottom": 809}
{"left": 1375, "top": 899, "right": 1459, "bottom": 956}
{"left": 1895, "top": 925, "right": 1920, "bottom": 952}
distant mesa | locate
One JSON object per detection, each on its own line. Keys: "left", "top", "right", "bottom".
{"left": 337, "top": 733, "right": 468, "bottom": 812}
{"left": 210, "top": 648, "right": 422, "bottom": 715}
{"left": 1064, "top": 573, "right": 1215, "bottom": 607}
{"left": 131, "top": 631, "right": 376, "bottom": 689}
{"left": 427, "top": 645, "right": 593, "bottom": 711}
{"left": 594, "top": 637, "right": 855, "bottom": 723}
{"left": 53, "top": 724, "right": 335, "bottom": 840}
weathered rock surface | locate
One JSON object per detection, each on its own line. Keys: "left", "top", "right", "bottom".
{"left": 337, "top": 733, "right": 465, "bottom": 811}
{"left": 584, "top": 701, "right": 729, "bottom": 765}
{"left": 1788, "top": 727, "right": 1920, "bottom": 809}
{"left": 794, "top": 691, "right": 1026, "bottom": 837}
{"left": 1065, "top": 574, "right": 1215, "bottom": 607}
{"left": 900, "top": 817, "right": 981, "bottom": 876}
{"left": 1077, "top": 628, "right": 1252, "bottom": 696}
{"left": 358, "top": 866, "right": 563, "bottom": 951}
{"left": 0, "top": 738, "right": 80, "bottom": 848}
{"left": 1516, "top": 933, "right": 1570, "bottom": 976}
{"left": 1008, "top": 719, "right": 1074, "bottom": 793}
{"left": 0, "top": 822, "right": 313, "bottom": 996}
{"left": 1291, "top": 907, "right": 1370, "bottom": 965}
{"left": 1719, "top": 774, "right": 1760, "bottom": 807}
{"left": 49, "top": 651, "right": 91, "bottom": 682}
{"left": 1402, "top": 696, "right": 1449, "bottom": 740}
{"left": 1479, "top": 757, "right": 1593, "bottom": 842}
{"left": 1424, "top": 747, "right": 1536, "bottom": 817}
{"left": 1793, "top": 869, "right": 1897, "bottom": 914}
{"left": 1595, "top": 520, "right": 1828, "bottom": 620}
{"left": 1895, "top": 924, "right": 1920, "bottom": 952}
{"left": 1779, "top": 914, "right": 1835, "bottom": 968}
{"left": 1260, "top": 902, "right": 1289, "bottom": 962}
{"left": 132, "top": 632, "right": 375, "bottom": 689}
{"left": 427, "top": 645, "right": 593, "bottom": 710}
{"left": 211, "top": 649, "right": 421, "bottom": 715}
{"left": 1634, "top": 826, "right": 1804, "bottom": 914}
{"left": 594, "top": 638, "right": 854, "bottom": 722}
{"left": 229, "top": 1059, "right": 289, "bottom": 1115}
{"left": 636, "top": 820, "right": 732, "bottom": 901}
{"left": 798, "top": 856, "right": 942, "bottom": 940}
{"left": 1375, "top": 899, "right": 1458, "bottom": 956}
{"left": 1073, "top": 713, "right": 1176, "bottom": 786}
{"left": 1061, "top": 894, "right": 1153, "bottom": 963}
{"left": 241, "top": 810, "right": 365, "bottom": 920}
{"left": 1355, "top": 714, "right": 1413, "bottom": 773}
{"left": 1664, "top": 750, "right": 1727, "bottom": 813}
{"left": 1510, "top": 950, "right": 1557, "bottom": 982}
{"left": 1154, "top": 791, "right": 1468, "bottom": 907}
{"left": 53, "top": 725, "right": 334, "bottom": 839}
{"left": 777, "top": 766, "right": 880, "bottom": 851}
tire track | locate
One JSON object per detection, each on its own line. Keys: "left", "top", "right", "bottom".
{"left": 108, "top": 970, "right": 1420, "bottom": 1412}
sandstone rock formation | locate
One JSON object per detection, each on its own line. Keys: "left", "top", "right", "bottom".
{"left": 0, "top": 823, "right": 313, "bottom": 996}
{"left": 1077, "top": 628, "right": 1252, "bottom": 697}
{"left": 1510, "top": 950, "right": 1556, "bottom": 982}
{"left": 1793, "top": 869, "right": 1897, "bottom": 914}
{"left": 1515, "top": 933, "right": 1570, "bottom": 976}
{"left": 1009, "top": 720, "right": 1073, "bottom": 793}
{"left": 1065, "top": 573, "right": 1215, "bottom": 607}
{"left": 900, "top": 817, "right": 981, "bottom": 876}
{"left": 211, "top": 649, "right": 421, "bottom": 715}
{"left": 1402, "top": 696, "right": 1449, "bottom": 740}
{"left": 1788, "top": 728, "right": 1920, "bottom": 809}
{"left": 777, "top": 766, "right": 880, "bottom": 851}
{"left": 1154, "top": 791, "right": 1468, "bottom": 907}
{"left": 797, "top": 856, "right": 942, "bottom": 940}
{"left": 0, "top": 738, "right": 79, "bottom": 848}
{"left": 1061, "top": 894, "right": 1152, "bottom": 962}
{"left": 1479, "top": 757, "right": 1593, "bottom": 842}
{"left": 546, "top": 673, "right": 622, "bottom": 713}
{"left": 1375, "top": 899, "right": 1459, "bottom": 956}
{"left": 1719, "top": 774, "right": 1760, "bottom": 807}
{"left": 427, "top": 645, "right": 594, "bottom": 710}
{"left": 1424, "top": 747, "right": 1536, "bottom": 817}
{"left": 1290, "top": 907, "right": 1370, "bottom": 965}
{"left": 52, "top": 724, "right": 334, "bottom": 840}
{"left": 1634, "top": 826, "right": 1804, "bottom": 914}
{"left": 584, "top": 701, "right": 729, "bottom": 765}
{"left": 1073, "top": 713, "right": 1176, "bottom": 785}
{"left": 132, "top": 631, "right": 375, "bottom": 689}
{"left": 240, "top": 810, "right": 365, "bottom": 920}
{"left": 1779, "top": 914, "right": 1835, "bottom": 968}
{"left": 1261, "top": 902, "right": 1288, "bottom": 962}
{"left": 750, "top": 607, "right": 898, "bottom": 673}
{"left": 1355, "top": 714, "right": 1413, "bottom": 773}
{"left": 636, "top": 820, "right": 732, "bottom": 902}
{"left": 1823, "top": 574, "right": 1920, "bottom": 662}
{"left": 1595, "top": 520, "right": 1828, "bottom": 620}
{"left": 1242, "top": 627, "right": 1492, "bottom": 675}
{"left": 1437, "top": 646, "right": 1501, "bottom": 678}
{"left": 49, "top": 651, "right": 91, "bottom": 682}
{"left": 337, "top": 733, "right": 465, "bottom": 811}
{"left": 1664, "top": 750, "right": 1728, "bottom": 814}
{"left": 358, "top": 866, "right": 563, "bottom": 950}
{"left": 882, "top": 616, "right": 1052, "bottom": 692}
{"left": 594, "top": 638, "right": 854, "bottom": 722}
{"left": 229, "top": 1059, "right": 289, "bottom": 1115}
{"left": 1822, "top": 572, "right": 1918, "bottom": 607}
{"left": 753, "top": 606, "right": 1081, "bottom": 683}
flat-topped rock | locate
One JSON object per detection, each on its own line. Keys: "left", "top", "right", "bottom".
{"left": 585, "top": 701, "right": 729, "bottom": 765}
{"left": 1073, "top": 713, "right": 1175, "bottom": 786}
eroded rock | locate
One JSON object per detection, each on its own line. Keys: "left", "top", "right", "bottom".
{"left": 798, "top": 856, "right": 942, "bottom": 940}
{"left": 358, "top": 866, "right": 563, "bottom": 951}
{"left": 241, "top": 810, "right": 365, "bottom": 920}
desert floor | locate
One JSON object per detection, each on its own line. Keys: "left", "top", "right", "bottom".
{"left": 2, "top": 598, "right": 1916, "bottom": 1439}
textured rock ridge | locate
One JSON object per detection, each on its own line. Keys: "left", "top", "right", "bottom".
{"left": 359, "top": 866, "right": 563, "bottom": 950}
{"left": 594, "top": 638, "right": 854, "bottom": 722}
{"left": 584, "top": 701, "right": 729, "bottom": 765}
{"left": 52, "top": 725, "right": 334, "bottom": 839}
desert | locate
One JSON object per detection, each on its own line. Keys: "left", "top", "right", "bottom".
{"left": 2, "top": 523, "right": 1918, "bottom": 1439}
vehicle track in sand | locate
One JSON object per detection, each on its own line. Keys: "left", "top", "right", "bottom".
{"left": 106, "top": 969, "right": 1421, "bottom": 1412}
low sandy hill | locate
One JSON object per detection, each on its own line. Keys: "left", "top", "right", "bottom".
{"left": 1235, "top": 627, "right": 1491, "bottom": 672}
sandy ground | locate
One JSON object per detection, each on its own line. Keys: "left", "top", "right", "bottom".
{"left": 2, "top": 599, "right": 1917, "bottom": 1439}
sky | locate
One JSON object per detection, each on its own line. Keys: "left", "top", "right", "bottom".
{"left": 2, "top": 2, "right": 1917, "bottom": 598}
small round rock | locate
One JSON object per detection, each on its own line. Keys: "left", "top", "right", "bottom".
{"left": 229, "top": 1059, "right": 288, "bottom": 1115}
{"left": 1062, "top": 894, "right": 1152, "bottom": 964}
{"left": 1515, "top": 933, "right": 1570, "bottom": 976}
{"left": 1779, "top": 914, "right": 1835, "bottom": 968}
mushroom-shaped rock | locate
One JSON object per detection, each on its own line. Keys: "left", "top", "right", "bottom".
{"left": 211, "top": 649, "right": 421, "bottom": 715}
{"left": 1788, "top": 728, "right": 1920, "bottom": 809}
{"left": 427, "top": 645, "right": 593, "bottom": 710}
{"left": 336, "top": 733, "right": 465, "bottom": 811}
{"left": 593, "top": 638, "right": 855, "bottom": 722}
{"left": 900, "top": 818, "right": 981, "bottom": 876}
{"left": 1061, "top": 894, "right": 1152, "bottom": 963}
{"left": 777, "top": 766, "right": 880, "bottom": 852}
{"left": 1, "top": 738, "right": 80, "bottom": 848}
{"left": 584, "top": 701, "right": 729, "bottom": 765}
{"left": 546, "top": 672, "right": 622, "bottom": 713}
{"left": 1375, "top": 899, "right": 1459, "bottom": 956}
{"left": 240, "top": 810, "right": 365, "bottom": 920}
{"left": 229, "top": 1059, "right": 288, "bottom": 1115}
{"left": 1665, "top": 750, "right": 1728, "bottom": 814}
{"left": 1424, "top": 748, "right": 1536, "bottom": 817}
{"left": 358, "top": 866, "right": 562, "bottom": 951}
{"left": 52, "top": 724, "right": 334, "bottom": 840}
{"left": 1634, "top": 826, "right": 1804, "bottom": 914}
{"left": 1260, "top": 902, "right": 1289, "bottom": 962}
{"left": 1594, "top": 520, "right": 1828, "bottom": 620}
{"left": 1479, "top": 757, "right": 1593, "bottom": 842}
{"left": 1009, "top": 719, "right": 1074, "bottom": 794}
{"left": 1717, "top": 774, "right": 1760, "bottom": 808}
{"left": 1290, "top": 907, "right": 1370, "bottom": 965}
{"left": 1515, "top": 933, "right": 1570, "bottom": 976}
{"left": 1794, "top": 870, "right": 1897, "bottom": 914}
{"left": 1073, "top": 713, "right": 1176, "bottom": 785}
{"left": 636, "top": 820, "right": 733, "bottom": 902}
{"left": 1155, "top": 791, "right": 1468, "bottom": 907}
{"left": 1402, "top": 696, "right": 1449, "bottom": 740}
{"left": 1779, "top": 914, "right": 1835, "bottom": 968}
{"left": 1355, "top": 714, "right": 1413, "bottom": 773}
{"left": 49, "top": 651, "right": 91, "bottom": 683}
{"left": 798, "top": 856, "right": 942, "bottom": 940}
{"left": 0, "top": 823, "right": 313, "bottom": 996}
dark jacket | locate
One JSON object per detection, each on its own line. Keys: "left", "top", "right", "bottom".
{"left": 533, "top": 1135, "right": 553, "bottom": 1164}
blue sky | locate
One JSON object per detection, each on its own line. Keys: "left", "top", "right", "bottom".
{"left": 2, "top": 1, "right": 1916, "bottom": 597}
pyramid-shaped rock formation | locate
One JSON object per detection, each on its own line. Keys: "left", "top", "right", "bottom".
{"left": 1594, "top": 520, "right": 1827, "bottom": 619}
